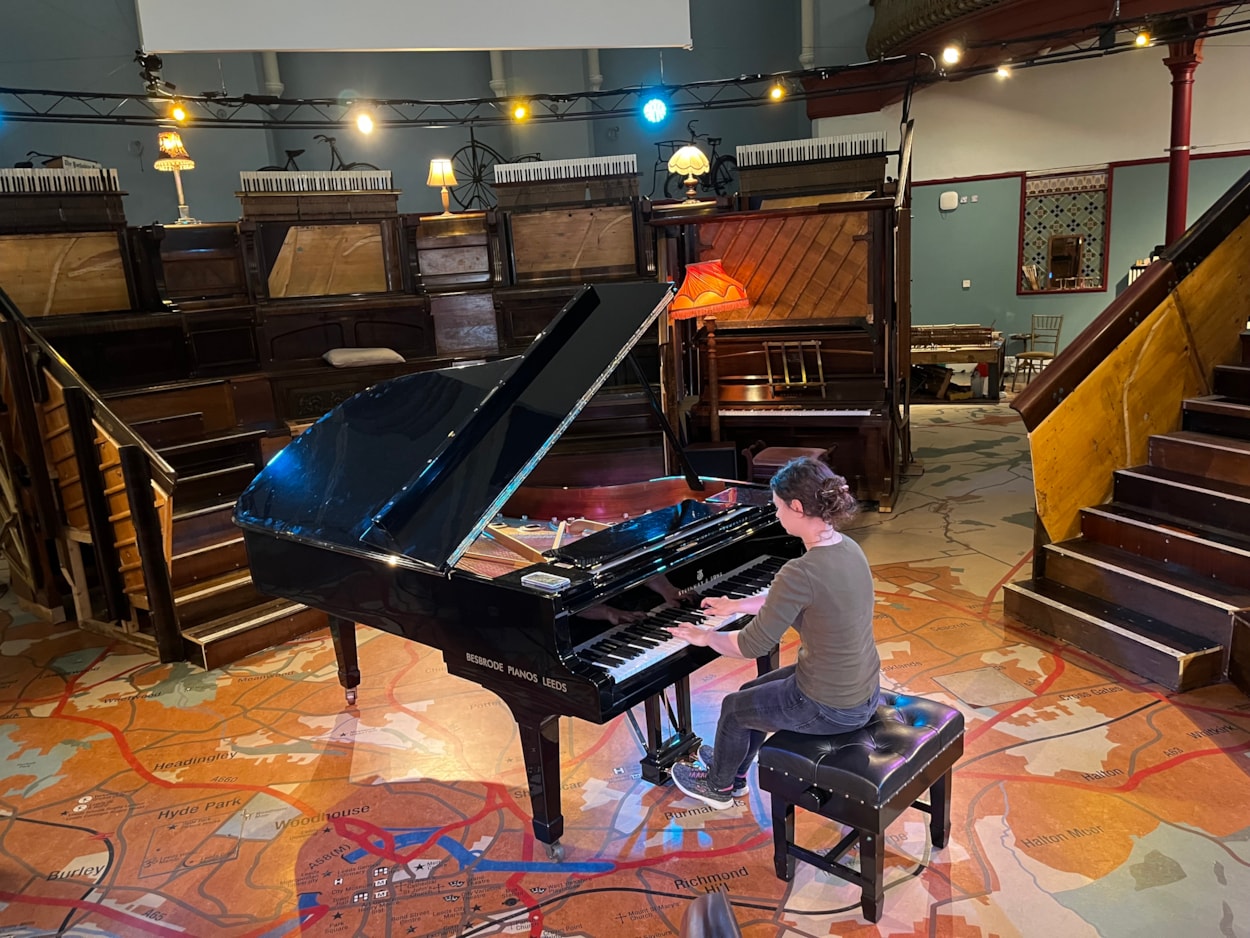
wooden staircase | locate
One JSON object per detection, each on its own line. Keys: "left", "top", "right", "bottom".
{"left": 1005, "top": 330, "right": 1250, "bottom": 691}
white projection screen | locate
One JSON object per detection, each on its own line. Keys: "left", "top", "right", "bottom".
{"left": 135, "top": 0, "right": 692, "bottom": 52}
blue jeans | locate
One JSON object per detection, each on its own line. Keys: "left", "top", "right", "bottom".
{"left": 708, "top": 664, "right": 881, "bottom": 790}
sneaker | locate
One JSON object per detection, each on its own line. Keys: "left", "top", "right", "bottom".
{"left": 697, "top": 745, "right": 749, "bottom": 797}
{"left": 671, "top": 763, "right": 734, "bottom": 809}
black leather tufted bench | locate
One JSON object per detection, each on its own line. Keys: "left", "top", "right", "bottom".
{"left": 758, "top": 691, "right": 964, "bottom": 922}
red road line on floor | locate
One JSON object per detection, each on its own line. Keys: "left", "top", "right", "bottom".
{"left": 46, "top": 655, "right": 322, "bottom": 815}
{"left": 981, "top": 549, "right": 1034, "bottom": 617}
{"left": 584, "top": 831, "right": 773, "bottom": 877}
{"left": 0, "top": 891, "right": 189, "bottom": 937}
{"left": 235, "top": 903, "right": 328, "bottom": 938}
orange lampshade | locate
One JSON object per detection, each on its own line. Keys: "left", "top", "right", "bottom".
{"left": 153, "top": 131, "right": 194, "bottom": 172}
{"left": 427, "top": 158, "right": 458, "bottom": 187}
{"left": 669, "top": 259, "right": 750, "bottom": 320}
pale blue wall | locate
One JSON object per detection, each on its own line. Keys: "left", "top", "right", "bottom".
{"left": 910, "top": 153, "right": 1250, "bottom": 343}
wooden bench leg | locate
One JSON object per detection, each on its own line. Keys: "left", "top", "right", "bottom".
{"left": 929, "top": 767, "right": 953, "bottom": 848}
{"left": 770, "top": 795, "right": 795, "bottom": 881}
{"left": 860, "top": 831, "right": 884, "bottom": 922}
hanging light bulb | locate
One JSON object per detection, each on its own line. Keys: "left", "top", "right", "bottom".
{"left": 941, "top": 44, "right": 963, "bottom": 65}
{"left": 1135, "top": 29, "right": 1151, "bottom": 46}
{"left": 768, "top": 82, "right": 787, "bottom": 101}
{"left": 354, "top": 107, "right": 375, "bottom": 134}
{"left": 996, "top": 65, "right": 1012, "bottom": 78}
{"left": 511, "top": 100, "right": 531, "bottom": 121}
{"left": 169, "top": 99, "right": 188, "bottom": 123}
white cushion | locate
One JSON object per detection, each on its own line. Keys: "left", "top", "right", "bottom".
{"left": 322, "top": 347, "right": 405, "bottom": 368}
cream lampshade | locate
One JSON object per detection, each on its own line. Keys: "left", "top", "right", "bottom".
{"left": 667, "top": 145, "right": 710, "bottom": 202}
{"left": 153, "top": 131, "right": 198, "bottom": 224}
{"left": 427, "top": 158, "right": 458, "bottom": 216}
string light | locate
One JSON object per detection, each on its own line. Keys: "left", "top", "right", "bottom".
{"left": 996, "top": 65, "right": 1012, "bottom": 78}
{"left": 511, "top": 100, "right": 530, "bottom": 121}
{"left": 1135, "top": 29, "right": 1151, "bottom": 46}
{"left": 768, "top": 82, "right": 787, "bottom": 101}
{"left": 941, "top": 44, "right": 963, "bottom": 65}
{"left": 354, "top": 107, "right": 375, "bottom": 134}
{"left": 169, "top": 100, "right": 188, "bottom": 123}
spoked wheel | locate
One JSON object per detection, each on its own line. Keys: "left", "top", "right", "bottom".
{"left": 342, "top": 161, "right": 381, "bottom": 171}
{"left": 709, "top": 155, "right": 738, "bottom": 196}
{"left": 450, "top": 138, "right": 506, "bottom": 210}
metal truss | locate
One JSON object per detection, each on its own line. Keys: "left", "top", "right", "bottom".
{"left": 2, "top": 4, "right": 1248, "bottom": 132}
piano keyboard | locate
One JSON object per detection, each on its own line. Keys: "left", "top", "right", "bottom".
{"left": 735, "top": 132, "right": 888, "bottom": 168}
{"left": 575, "top": 555, "right": 786, "bottom": 684}
{"left": 493, "top": 155, "right": 638, "bottom": 185}
{"left": 719, "top": 407, "right": 874, "bottom": 418}
{"left": 0, "top": 168, "right": 121, "bottom": 194}
{"left": 238, "top": 170, "right": 393, "bottom": 193}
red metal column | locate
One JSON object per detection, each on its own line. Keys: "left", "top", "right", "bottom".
{"left": 1162, "top": 17, "right": 1212, "bottom": 246}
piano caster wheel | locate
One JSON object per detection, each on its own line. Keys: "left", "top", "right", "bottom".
{"left": 345, "top": 689, "right": 357, "bottom": 706}
{"left": 543, "top": 841, "right": 565, "bottom": 862}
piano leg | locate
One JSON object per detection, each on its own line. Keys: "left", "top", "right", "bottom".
{"left": 639, "top": 676, "right": 700, "bottom": 784}
{"left": 506, "top": 703, "right": 566, "bottom": 861}
{"left": 328, "top": 615, "right": 361, "bottom": 706}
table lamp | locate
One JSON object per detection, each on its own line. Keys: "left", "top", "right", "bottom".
{"left": 667, "top": 145, "right": 710, "bottom": 202}
{"left": 427, "top": 158, "right": 458, "bottom": 216}
{"left": 153, "top": 130, "right": 198, "bottom": 225}
{"left": 668, "top": 259, "right": 750, "bottom": 320}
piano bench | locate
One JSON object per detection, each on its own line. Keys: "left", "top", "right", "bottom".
{"left": 758, "top": 691, "right": 964, "bottom": 922}
{"left": 742, "top": 443, "right": 834, "bottom": 485}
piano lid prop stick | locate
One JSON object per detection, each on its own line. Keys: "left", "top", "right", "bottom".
{"left": 551, "top": 520, "right": 568, "bottom": 550}
{"left": 482, "top": 526, "right": 547, "bottom": 564}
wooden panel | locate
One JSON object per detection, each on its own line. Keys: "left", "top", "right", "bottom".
{"left": 431, "top": 293, "right": 499, "bottom": 355}
{"left": 267, "top": 224, "right": 388, "bottom": 298}
{"left": 39, "top": 374, "right": 88, "bottom": 532}
{"left": 160, "top": 225, "right": 248, "bottom": 302}
{"left": 694, "top": 212, "right": 870, "bottom": 324}
{"left": 1029, "top": 212, "right": 1250, "bottom": 542}
{"left": 510, "top": 207, "right": 637, "bottom": 282}
{"left": 415, "top": 213, "right": 492, "bottom": 289}
{"left": 0, "top": 232, "right": 130, "bottom": 316}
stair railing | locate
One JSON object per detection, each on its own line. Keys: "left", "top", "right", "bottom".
{"left": 1011, "top": 167, "right": 1250, "bottom": 553}
{"left": 0, "top": 286, "right": 182, "bottom": 660}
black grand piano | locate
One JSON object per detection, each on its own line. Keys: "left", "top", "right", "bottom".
{"left": 234, "top": 281, "right": 800, "bottom": 859}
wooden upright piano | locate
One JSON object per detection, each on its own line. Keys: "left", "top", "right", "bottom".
{"left": 654, "top": 126, "right": 913, "bottom": 509}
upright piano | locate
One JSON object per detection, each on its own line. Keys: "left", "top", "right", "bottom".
{"left": 234, "top": 280, "right": 801, "bottom": 859}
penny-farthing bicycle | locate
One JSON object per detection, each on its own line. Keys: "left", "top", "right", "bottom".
{"left": 448, "top": 127, "right": 541, "bottom": 210}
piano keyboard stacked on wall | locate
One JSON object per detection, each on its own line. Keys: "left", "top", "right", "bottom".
{"left": 0, "top": 168, "right": 121, "bottom": 194}
{"left": 238, "top": 170, "right": 393, "bottom": 193}
{"left": 736, "top": 132, "right": 888, "bottom": 168}
{"left": 494, "top": 155, "right": 638, "bottom": 185}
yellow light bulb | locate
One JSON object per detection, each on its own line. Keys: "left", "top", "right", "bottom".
{"left": 512, "top": 102, "right": 529, "bottom": 121}
{"left": 170, "top": 101, "right": 187, "bottom": 123}
{"left": 356, "top": 110, "right": 375, "bottom": 134}
{"left": 1135, "top": 30, "right": 1151, "bottom": 46}
{"left": 941, "top": 44, "right": 962, "bottom": 65}
{"left": 769, "top": 84, "right": 786, "bottom": 101}
{"left": 996, "top": 65, "right": 1011, "bottom": 78}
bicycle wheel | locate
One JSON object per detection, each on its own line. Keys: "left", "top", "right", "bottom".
{"left": 342, "top": 161, "right": 380, "bottom": 171}
{"left": 256, "top": 165, "right": 286, "bottom": 172}
{"left": 709, "top": 155, "right": 737, "bottom": 196}
{"left": 450, "top": 139, "right": 506, "bottom": 210}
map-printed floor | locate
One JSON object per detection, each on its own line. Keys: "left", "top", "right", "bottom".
{"left": 3, "top": 403, "right": 1250, "bottom": 937}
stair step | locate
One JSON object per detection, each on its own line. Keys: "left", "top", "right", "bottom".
{"left": 172, "top": 500, "right": 241, "bottom": 555}
{"left": 1003, "top": 578, "right": 1223, "bottom": 692}
{"left": 171, "top": 534, "right": 249, "bottom": 588}
{"left": 1214, "top": 363, "right": 1250, "bottom": 401}
{"left": 1043, "top": 539, "right": 1250, "bottom": 647}
{"left": 1148, "top": 430, "right": 1250, "bottom": 488}
{"left": 132, "top": 412, "right": 206, "bottom": 448}
{"left": 158, "top": 428, "right": 267, "bottom": 462}
{"left": 1112, "top": 465, "right": 1250, "bottom": 535}
{"left": 1080, "top": 503, "right": 1250, "bottom": 589}
{"left": 182, "top": 599, "right": 326, "bottom": 670}
{"left": 1241, "top": 330, "right": 1250, "bottom": 364}
{"left": 174, "top": 568, "right": 264, "bottom": 626}
{"left": 1183, "top": 395, "right": 1250, "bottom": 441}
{"left": 176, "top": 462, "right": 260, "bottom": 512}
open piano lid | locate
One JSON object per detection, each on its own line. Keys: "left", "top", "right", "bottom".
{"left": 234, "top": 281, "right": 675, "bottom": 572}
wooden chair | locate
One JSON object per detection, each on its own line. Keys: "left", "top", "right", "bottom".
{"left": 1010, "top": 314, "right": 1063, "bottom": 390}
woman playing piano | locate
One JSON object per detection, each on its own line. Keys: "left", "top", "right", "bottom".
{"left": 665, "top": 456, "right": 882, "bottom": 809}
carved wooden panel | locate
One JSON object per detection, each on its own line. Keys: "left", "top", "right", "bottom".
{"left": 692, "top": 212, "right": 871, "bottom": 324}
{"left": 267, "top": 224, "right": 388, "bottom": 298}
{"left": 0, "top": 232, "right": 130, "bottom": 316}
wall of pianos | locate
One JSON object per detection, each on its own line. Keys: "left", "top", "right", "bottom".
{"left": 0, "top": 129, "right": 913, "bottom": 670}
